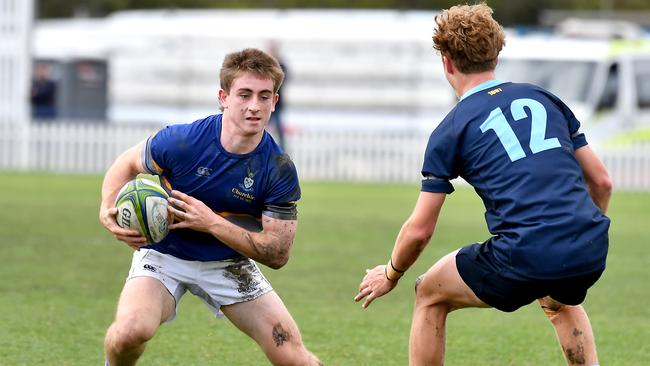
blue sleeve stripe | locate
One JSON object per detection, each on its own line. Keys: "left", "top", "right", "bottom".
{"left": 571, "top": 133, "right": 588, "bottom": 150}
{"left": 421, "top": 176, "right": 455, "bottom": 194}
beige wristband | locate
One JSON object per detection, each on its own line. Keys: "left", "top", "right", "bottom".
{"left": 385, "top": 259, "right": 405, "bottom": 281}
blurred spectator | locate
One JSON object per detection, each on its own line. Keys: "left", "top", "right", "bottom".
{"left": 31, "top": 62, "right": 57, "bottom": 119}
{"left": 267, "top": 40, "right": 288, "bottom": 150}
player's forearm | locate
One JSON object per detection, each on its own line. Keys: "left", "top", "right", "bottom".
{"left": 575, "top": 145, "right": 612, "bottom": 213}
{"left": 101, "top": 146, "right": 143, "bottom": 209}
{"left": 207, "top": 217, "right": 293, "bottom": 269}
{"left": 587, "top": 179, "right": 612, "bottom": 213}
{"left": 389, "top": 192, "right": 443, "bottom": 274}
{"left": 390, "top": 220, "right": 433, "bottom": 273}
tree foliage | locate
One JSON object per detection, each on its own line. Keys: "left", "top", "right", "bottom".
{"left": 36, "top": 0, "right": 650, "bottom": 25}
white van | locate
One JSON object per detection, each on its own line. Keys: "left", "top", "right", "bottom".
{"left": 497, "top": 33, "right": 650, "bottom": 148}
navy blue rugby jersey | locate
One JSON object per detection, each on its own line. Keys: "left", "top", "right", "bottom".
{"left": 141, "top": 114, "right": 301, "bottom": 261}
{"left": 422, "top": 80, "right": 610, "bottom": 280}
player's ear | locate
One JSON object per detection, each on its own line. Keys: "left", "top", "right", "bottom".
{"left": 218, "top": 89, "right": 228, "bottom": 108}
{"left": 271, "top": 93, "right": 279, "bottom": 111}
{"left": 442, "top": 55, "right": 455, "bottom": 75}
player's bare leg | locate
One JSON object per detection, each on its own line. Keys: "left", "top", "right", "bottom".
{"left": 222, "top": 291, "right": 322, "bottom": 366}
{"left": 104, "top": 277, "right": 175, "bottom": 366}
{"left": 539, "top": 297, "right": 599, "bottom": 366}
{"left": 409, "top": 250, "right": 488, "bottom": 366}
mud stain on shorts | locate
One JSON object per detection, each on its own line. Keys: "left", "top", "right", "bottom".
{"left": 223, "top": 260, "right": 258, "bottom": 299}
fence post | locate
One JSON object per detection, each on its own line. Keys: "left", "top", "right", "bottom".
{"left": 0, "top": 0, "right": 34, "bottom": 169}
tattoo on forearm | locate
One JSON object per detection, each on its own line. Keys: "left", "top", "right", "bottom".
{"left": 243, "top": 231, "right": 291, "bottom": 267}
{"left": 244, "top": 232, "right": 261, "bottom": 256}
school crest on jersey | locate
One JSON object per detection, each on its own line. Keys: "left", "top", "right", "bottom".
{"left": 244, "top": 175, "right": 254, "bottom": 189}
{"left": 240, "top": 169, "right": 257, "bottom": 192}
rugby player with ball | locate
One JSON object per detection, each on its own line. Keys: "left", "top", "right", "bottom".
{"left": 99, "top": 48, "right": 321, "bottom": 366}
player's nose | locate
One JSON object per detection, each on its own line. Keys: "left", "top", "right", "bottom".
{"left": 248, "top": 101, "right": 261, "bottom": 113}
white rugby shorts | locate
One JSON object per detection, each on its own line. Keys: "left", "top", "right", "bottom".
{"left": 127, "top": 248, "right": 273, "bottom": 322}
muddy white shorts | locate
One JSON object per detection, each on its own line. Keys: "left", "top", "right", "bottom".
{"left": 127, "top": 248, "right": 273, "bottom": 322}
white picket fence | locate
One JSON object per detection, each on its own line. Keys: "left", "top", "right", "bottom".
{"left": 1, "top": 121, "right": 649, "bottom": 190}
{"left": 0, "top": 122, "right": 159, "bottom": 173}
{"left": 601, "top": 147, "right": 650, "bottom": 190}
{"left": 290, "top": 128, "right": 427, "bottom": 182}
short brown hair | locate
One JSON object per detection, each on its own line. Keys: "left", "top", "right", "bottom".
{"left": 220, "top": 48, "right": 285, "bottom": 94}
{"left": 432, "top": 3, "right": 505, "bottom": 74}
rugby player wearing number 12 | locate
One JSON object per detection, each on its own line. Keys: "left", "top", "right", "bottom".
{"left": 355, "top": 4, "right": 611, "bottom": 366}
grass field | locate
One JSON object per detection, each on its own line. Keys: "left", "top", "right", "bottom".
{"left": 0, "top": 172, "right": 648, "bottom": 365}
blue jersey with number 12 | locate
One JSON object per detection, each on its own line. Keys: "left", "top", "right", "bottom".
{"left": 422, "top": 80, "right": 610, "bottom": 280}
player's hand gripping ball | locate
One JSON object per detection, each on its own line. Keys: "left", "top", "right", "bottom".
{"left": 115, "top": 178, "right": 171, "bottom": 243}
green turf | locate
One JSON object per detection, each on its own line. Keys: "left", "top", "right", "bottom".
{"left": 0, "top": 172, "right": 648, "bottom": 365}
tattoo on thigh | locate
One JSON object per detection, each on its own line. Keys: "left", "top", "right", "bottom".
{"left": 272, "top": 323, "right": 291, "bottom": 347}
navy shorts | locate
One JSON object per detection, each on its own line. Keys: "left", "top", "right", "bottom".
{"left": 456, "top": 242, "right": 604, "bottom": 312}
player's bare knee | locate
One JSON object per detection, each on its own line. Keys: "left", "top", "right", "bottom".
{"left": 413, "top": 273, "right": 449, "bottom": 312}
{"left": 106, "top": 319, "right": 155, "bottom": 352}
{"left": 264, "top": 322, "right": 309, "bottom": 366}
{"left": 267, "top": 346, "right": 313, "bottom": 366}
{"left": 264, "top": 329, "right": 322, "bottom": 365}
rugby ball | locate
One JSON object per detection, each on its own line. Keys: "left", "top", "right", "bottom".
{"left": 115, "top": 178, "right": 170, "bottom": 243}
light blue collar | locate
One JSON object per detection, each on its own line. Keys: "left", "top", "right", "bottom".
{"left": 459, "top": 79, "right": 504, "bottom": 101}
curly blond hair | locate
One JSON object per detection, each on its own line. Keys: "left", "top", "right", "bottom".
{"left": 432, "top": 3, "right": 505, "bottom": 74}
